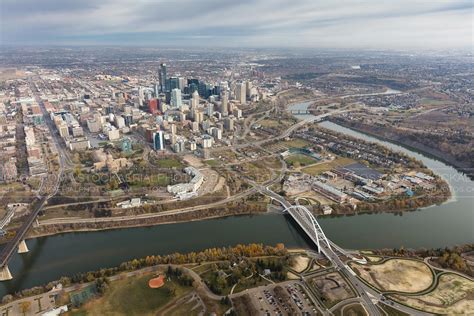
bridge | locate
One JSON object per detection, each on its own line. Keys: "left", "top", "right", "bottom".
{"left": 289, "top": 109, "right": 310, "bottom": 114}
{"left": 257, "top": 185, "right": 382, "bottom": 316}
{"left": 0, "top": 89, "right": 65, "bottom": 281}
{"left": 283, "top": 205, "right": 332, "bottom": 254}
{"left": 0, "top": 197, "right": 47, "bottom": 280}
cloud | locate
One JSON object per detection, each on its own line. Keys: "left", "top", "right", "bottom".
{"left": 0, "top": 0, "right": 472, "bottom": 49}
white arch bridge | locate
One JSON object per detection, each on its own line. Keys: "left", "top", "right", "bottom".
{"left": 283, "top": 205, "right": 332, "bottom": 255}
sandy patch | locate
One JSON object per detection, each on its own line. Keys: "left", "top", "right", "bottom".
{"left": 391, "top": 274, "right": 474, "bottom": 315}
{"left": 291, "top": 255, "right": 310, "bottom": 273}
{"left": 352, "top": 259, "right": 433, "bottom": 293}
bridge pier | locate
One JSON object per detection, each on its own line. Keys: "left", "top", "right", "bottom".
{"left": 0, "top": 265, "right": 12, "bottom": 281}
{"left": 18, "top": 240, "right": 29, "bottom": 254}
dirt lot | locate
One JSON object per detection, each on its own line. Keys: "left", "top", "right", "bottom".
{"left": 351, "top": 259, "right": 433, "bottom": 293}
{"left": 391, "top": 273, "right": 474, "bottom": 315}
{"left": 310, "top": 272, "right": 355, "bottom": 308}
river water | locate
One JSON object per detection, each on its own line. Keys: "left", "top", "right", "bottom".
{"left": 0, "top": 101, "right": 472, "bottom": 297}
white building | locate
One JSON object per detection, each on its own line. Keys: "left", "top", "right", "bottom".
{"left": 171, "top": 88, "right": 182, "bottom": 108}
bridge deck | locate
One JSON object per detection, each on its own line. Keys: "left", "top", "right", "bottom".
{"left": 0, "top": 197, "right": 47, "bottom": 267}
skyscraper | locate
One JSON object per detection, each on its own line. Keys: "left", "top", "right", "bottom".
{"left": 159, "top": 63, "right": 167, "bottom": 93}
{"left": 221, "top": 91, "right": 228, "bottom": 116}
{"left": 236, "top": 82, "right": 246, "bottom": 104}
{"left": 171, "top": 89, "right": 182, "bottom": 108}
{"left": 169, "top": 77, "right": 180, "bottom": 91}
{"left": 191, "top": 90, "right": 199, "bottom": 109}
{"left": 153, "top": 131, "right": 164, "bottom": 151}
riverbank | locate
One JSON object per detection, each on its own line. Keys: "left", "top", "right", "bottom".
{"left": 328, "top": 118, "right": 473, "bottom": 180}
{"left": 24, "top": 176, "right": 451, "bottom": 242}
{"left": 25, "top": 199, "right": 268, "bottom": 241}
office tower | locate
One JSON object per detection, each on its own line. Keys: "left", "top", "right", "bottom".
{"left": 207, "top": 103, "right": 214, "bottom": 117}
{"left": 188, "top": 83, "right": 198, "bottom": 94}
{"left": 191, "top": 121, "right": 199, "bottom": 132}
{"left": 194, "top": 111, "right": 203, "bottom": 124}
{"left": 148, "top": 99, "right": 159, "bottom": 114}
{"left": 111, "top": 88, "right": 115, "bottom": 100}
{"left": 221, "top": 92, "right": 228, "bottom": 116}
{"left": 191, "top": 90, "right": 199, "bottom": 109}
{"left": 236, "top": 82, "right": 246, "bottom": 104}
{"left": 224, "top": 117, "right": 234, "bottom": 130}
{"left": 154, "top": 84, "right": 159, "bottom": 97}
{"left": 153, "top": 131, "right": 165, "bottom": 151}
{"left": 212, "top": 127, "right": 222, "bottom": 140}
{"left": 246, "top": 81, "right": 252, "bottom": 98}
{"left": 115, "top": 115, "right": 125, "bottom": 129}
{"left": 178, "top": 77, "right": 186, "bottom": 90}
{"left": 159, "top": 63, "right": 167, "bottom": 92}
{"left": 138, "top": 87, "right": 144, "bottom": 106}
{"left": 171, "top": 89, "right": 182, "bottom": 108}
{"left": 169, "top": 77, "right": 180, "bottom": 91}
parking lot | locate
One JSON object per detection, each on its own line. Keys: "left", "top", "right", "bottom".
{"left": 242, "top": 281, "right": 320, "bottom": 315}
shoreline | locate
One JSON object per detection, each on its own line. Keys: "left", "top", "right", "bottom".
{"left": 24, "top": 211, "right": 269, "bottom": 241}
{"left": 327, "top": 118, "right": 473, "bottom": 181}
{"left": 18, "top": 191, "right": 452, "bottom": 242}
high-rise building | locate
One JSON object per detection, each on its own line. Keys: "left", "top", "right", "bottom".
{"left": 171, "top": 89, "right": 182, "bottom": 108}
{"left": 224, "top": 117, "right": 234, "bottom": 130}
{"left": 148, "top": 99, "right": 159, "bottom": 114}
{"left": 236, "top": 82, "right": 246, "bottom": 104}
{"left": 159, "top": 63, "right": 167, "bottom": 92}
{"left": 178, "top": 77, "right": 186, "bottom": 90}
{"left": 153, "top": 131, "right": 164, "bottom": 151}
{"left": 138, "top": 87, "right": 144, "bottom": 107}
{"left": 207, "top": 103, "right": 214, "bottom": 117}
{"left": 169, "top": 77, "right": 180, "bottom": 91}
{"left": 191, "top": 90, "right": 199, "bottom": 109}
{"left": 246, "top": 81, "right": 253, "bottom": 98}
{"left": 221, "top": 92, "right": 228, "bottom": 116}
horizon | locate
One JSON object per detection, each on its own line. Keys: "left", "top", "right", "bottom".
{"left": 1, "top": 0, "right": 472, "bottom": 50}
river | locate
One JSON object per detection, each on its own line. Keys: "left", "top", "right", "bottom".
{"left": 0, "top": 101, "right": 472, "bottom": 298}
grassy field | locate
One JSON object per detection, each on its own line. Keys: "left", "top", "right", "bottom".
{"left": 390, "top": 273, "right": 474, "bottom": 315}
{"left": 351, "top": 259, "right": 433, "bottom": 293}
{"left": 301, "top": 157, "right": 355, "bottom": 175}
{"left": 155, "top": 158, "right": 184, "bottom": 168}
{"left": 281, "top": 138, "right": 310, "bottom": 148}
{"left": 285, "top": 154, "right": 318, "bottom": 167}
{"left": 203, "top": 159, "right": 220, "bottom": 167}
{"left": 71, "top": 273, "right": 192, "bottom": 315}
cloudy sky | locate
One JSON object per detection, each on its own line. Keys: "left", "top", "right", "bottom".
{"left": 1, "top": 0, "right": 472, "bottom": 49}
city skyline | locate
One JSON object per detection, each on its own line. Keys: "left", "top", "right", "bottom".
{"left": 1, "top": 0, "right": 472, "bottom": 50}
